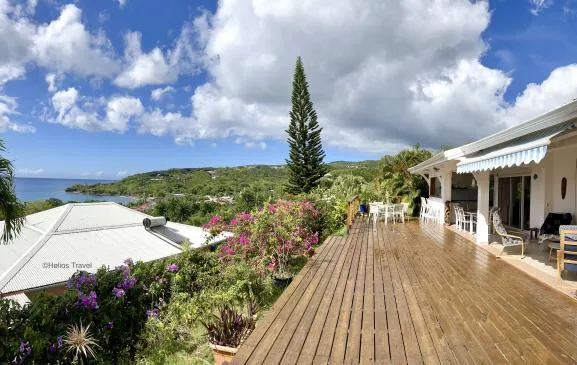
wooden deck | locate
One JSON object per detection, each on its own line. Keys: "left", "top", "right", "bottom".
{"left": 232, "top": 221, "right": 577, "bottom": 365}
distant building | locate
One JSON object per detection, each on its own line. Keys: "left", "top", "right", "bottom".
{"left": 204, "top": 195, "right": 235, "bottom": 205}
{"left": 0, "top": 202, "right": 230, "bottom": 306}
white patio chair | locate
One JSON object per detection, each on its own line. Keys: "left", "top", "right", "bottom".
{"left": 455, "top": 206, "right": 475, "bottom": 233}
{"left": 393, "top": 204, "right": 405, "bottom": 223}
{"left": 379, "top": 204, "right": 395, "bottom": 224}
{"left": 419, "top": 197, "right": 428, "bottom": 221}
{"left": 454, "top": 205, "right": 464, "bottom": 230}
{"left": 426, "top": 201, "right": 437, "bottom": 223}
{"left": 368, "top": 203, "right": 380, "bottom": 227}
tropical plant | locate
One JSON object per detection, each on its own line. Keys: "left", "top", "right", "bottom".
{"left": 285, "top": 56, "right": 327, "bottom": 194}
{"left": 64, "top": 322, "right": 100, "bottom": 364}
{"left": 201, "top": 305, "right": 255, "bottom": 348}
{"left": 377, "top": 145, "right": 432, "bottom": 214}
{"left": 0, "top": 138, "right": 25, "bottom": 243}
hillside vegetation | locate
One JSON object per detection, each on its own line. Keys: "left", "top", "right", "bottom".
{"left": 66, "top": 161, "right": 379, "bottom": 198}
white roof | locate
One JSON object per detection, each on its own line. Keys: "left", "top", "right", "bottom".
{"left": 4, "top": 293, "right": 30, "bottom": 306}
{"left": 409, "top": 99, "right": 577, "bottom": 174}
{"left": 0, "top": 202, "right": 227, "bottom": 295}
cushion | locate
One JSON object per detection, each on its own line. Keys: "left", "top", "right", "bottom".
{"left": 560, "top": 225, "right": 577, "bottom": 241}
{"left": 541, "top": 213, "right": 573, "bottom": 235}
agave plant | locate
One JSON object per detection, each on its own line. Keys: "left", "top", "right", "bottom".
{"left": 63, "top": 322, "right": 100, "bottom": 364}
{"left": 202, "top": 305, "right": 256, "bottom": 348}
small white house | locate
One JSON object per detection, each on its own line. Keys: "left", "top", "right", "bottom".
{"left": 0, "top": 202, "right": 230, "bottom": 305}
{"left": 409, "top": 99, "right": 577, "bottom": 245}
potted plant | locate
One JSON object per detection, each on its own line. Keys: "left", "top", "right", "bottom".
{"left": 203, "top": 305, "right": 256, "bottom": 365}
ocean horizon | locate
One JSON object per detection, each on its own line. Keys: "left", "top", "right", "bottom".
{"left": 14, "top": 177, "right": 135, "bottom": 204}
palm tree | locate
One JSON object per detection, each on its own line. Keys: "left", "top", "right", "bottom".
{"left": 377, "top": 145, "right": 432, "bottom": 213}
{"left": 0, "top": 138, "right": 24, "bottom": 243}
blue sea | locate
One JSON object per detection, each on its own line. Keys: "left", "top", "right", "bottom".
{"left": 14, "top": 178, "right": 135, "bottom": 204}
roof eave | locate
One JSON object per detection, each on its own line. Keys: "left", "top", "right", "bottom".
{"left": 407, "top": 152, "right": 447, "bottom": 174}
{"left": 410, "top": 99, "right": 577, "bottom": 174}
{"left": 445, "top": 99, "right": 577, "bottom": 159}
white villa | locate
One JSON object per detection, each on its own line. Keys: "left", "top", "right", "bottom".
{"left": 409, "top": 100, "right": 577, "bottom": 246}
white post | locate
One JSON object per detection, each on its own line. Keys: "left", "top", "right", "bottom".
{"left": 440, "top": 168, "right": 452, "bottom": 225}
{"left": 475, "top": 173, "right": 490, "bottom": 244}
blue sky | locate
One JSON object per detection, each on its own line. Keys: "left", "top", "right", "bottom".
{"left": 1, "top": 0, "right": 577, "bottom": 179}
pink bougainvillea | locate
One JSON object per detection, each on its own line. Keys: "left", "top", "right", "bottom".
{"left": 203, "top": 200, "right": 321, "bottom": 276}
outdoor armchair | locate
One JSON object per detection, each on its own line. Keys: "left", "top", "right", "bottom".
{"left": 492, "top": 211, "right": 528, "bottom": 258}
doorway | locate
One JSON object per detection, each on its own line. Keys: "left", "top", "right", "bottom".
{"left": 498, "top": 176, "right": 531, "bottom": 229}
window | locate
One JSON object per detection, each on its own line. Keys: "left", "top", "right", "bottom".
{"left": 430, "top": 177, "right": 442, "bottom": 198}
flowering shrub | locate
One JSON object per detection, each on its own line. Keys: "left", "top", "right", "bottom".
{"left": 205, "top": 200, "right": 322, "bottom": 276}
{"left": 0, "top": 248, "right": 222, "bottom": 364}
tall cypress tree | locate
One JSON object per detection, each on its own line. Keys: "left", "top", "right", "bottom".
{"left": 285, "top": 57, "right": 327, "bottom": 194}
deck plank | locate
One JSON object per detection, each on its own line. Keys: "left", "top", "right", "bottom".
{"left": 233, "top": 220, "right": 577, "bottom": 365}
{"left": 344, "top": 224, "right": 368, "bottom": 364}
{"left": 297, "top": 233, "right": 357, "bottom": 362}
{"left": 278, "top": 237, "right": 348, "bottom": 365}
{"left": 328, "top": 224, "right": 364, "bottom": 364}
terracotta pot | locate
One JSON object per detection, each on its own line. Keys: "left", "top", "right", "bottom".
{"left": 209, "top": 343, "right": 238, "bottom": 365}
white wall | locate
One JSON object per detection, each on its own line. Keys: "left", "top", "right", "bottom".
{"left": 545, "top": 146, "right": 577, "bottom": 221}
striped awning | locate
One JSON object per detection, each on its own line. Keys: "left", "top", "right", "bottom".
{"left": 456, "top": 130, "right": 562, "bottom": 174}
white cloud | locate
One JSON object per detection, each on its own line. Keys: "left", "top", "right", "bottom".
{"left": 150, "top": 86, "right": 175, "bottom": 101}
{"left": 0, "top": 91, "right": 35, "bottom": 133}
{"left": 117, "top": 170, "right": 128, "bottom": 176}
{"left": 114, "top": 25, "right": 196, "bottom": 89}
{"left": 240, "top": 139, "right": 267, "bottom": 150}
{"left": 82, "top": 171, "right": 104, "bottom": 177}
{"left": 2, "top": 0, "right": 577, "bottom": 155}
{"left": 0, "top": 3, "right": 36, "bottom": 133}
{"left": 499, "top": 64, "right": 577, "bottom": 126}
{"left": 105, "top": 96, "right": 144, "bottom": 131}
{"left": 138, "top": 0, "right": 503, "bottom": 151}
{"left": 49, "top": 88, "right": 143, "bottom": 132}
{"left": 128, "top": 0, "right": 571, "bottom": 153}
{"left": 116, "top": 0, "right": 127, "bottom": 8}
{"left": 17, "top": 168, "right": 43, "bottom": 174}
{"left": 33, "top": 4, "right": 119, "bottom": 77}
{"left": 45, "top": 72, "right": 57, "bottom": 92}
{"left": 529, "top": 0, "right": 553, "bottom": 15}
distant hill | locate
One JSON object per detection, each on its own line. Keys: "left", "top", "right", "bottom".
{"left": 66, "top": 161, "right": 379, "bottom": 198}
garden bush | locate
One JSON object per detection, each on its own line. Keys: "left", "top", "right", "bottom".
{"left": 204, "top": 200, "right": 322, "bottom": 277}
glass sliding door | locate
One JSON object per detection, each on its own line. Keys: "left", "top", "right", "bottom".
{"left": 498, "top": 178, "right": 511, "bottom": 226}
{"left": 498, "top": 176, "right": 531, "bottom": 229}
{"left": 511, "top": 177, "right": 522, "bottom": 228}
{"left": 523, "top": 176, "right": 531, "bottom": 229}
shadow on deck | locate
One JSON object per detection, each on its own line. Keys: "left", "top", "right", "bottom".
{"left": 232, "top": 220, "right": 577, "bottom": 365}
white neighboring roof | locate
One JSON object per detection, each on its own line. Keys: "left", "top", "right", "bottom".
{"left": 0, "top": 202, "right": 228, "bottom": 295}
{"left": 4, "top": 293, "right": 30, "bottom": 306}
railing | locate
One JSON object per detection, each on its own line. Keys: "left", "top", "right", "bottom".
{"left": 346, "top": 195, "right": 360, "bottom": 229}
